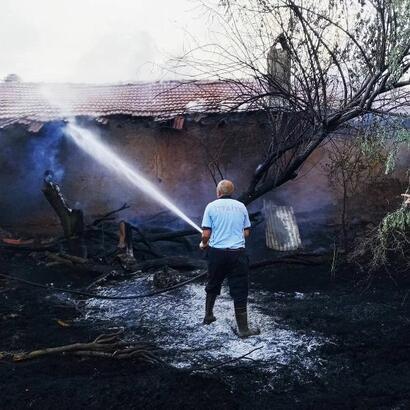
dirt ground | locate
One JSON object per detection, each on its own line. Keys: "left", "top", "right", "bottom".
{"left": 1, "top": 248, "right": 409, "bottom": 410}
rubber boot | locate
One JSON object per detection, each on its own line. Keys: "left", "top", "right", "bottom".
{"left": 234, "top": 305, "right": 260, "bottom": 338}
{"left": 203, "top": 293, "right": 217, "bottom": 325}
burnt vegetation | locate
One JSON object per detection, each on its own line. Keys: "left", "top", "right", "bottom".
{"left": 174, "top": 0, "right": 409, "bottom": 278}
{"left": 1, "top": 0, "right": 409, "bottom": 408}
{"left": 176, "top": 0, "right": 409, "bottom": 203}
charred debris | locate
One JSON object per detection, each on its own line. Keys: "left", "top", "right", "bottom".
{"left": 1, "top": 170, "right": 325, "bottom": 290}
{"left": 0, "top": 170, "right": 329, "bottom": 366}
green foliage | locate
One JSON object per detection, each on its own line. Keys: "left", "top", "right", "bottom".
{"left": 380, "top": 206, "right": 410, "bottom": 234}
{"left": 324, "top": 130, "right": 388, "bottom": 203}
{"left": 370, "top": 205, "right": 409, "bottom": 271}
{"left": 383, "top": 127, "right": 410, "bottom": 174}
{"left": 363, "top": 119, "right": 410, "bottom": 175}
{"left": 352, "top": 203, "right": 410, "bottom": 275}
{"left": 385, "top": 151, "right": 396, "bottom": 174}
{"left": 347, "top": 116, "right": 410, "bottom": 275}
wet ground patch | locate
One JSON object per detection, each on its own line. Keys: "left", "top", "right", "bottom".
{"left": 1, "top": 251, "right": 410, "bottom": 409}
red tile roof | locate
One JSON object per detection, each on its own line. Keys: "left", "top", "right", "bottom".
{"left": 0, "top": 80, "right": 260, "bottom": 128}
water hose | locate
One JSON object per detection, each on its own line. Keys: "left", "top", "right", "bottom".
{"left": 0, "top": 270, "right": 206, "bottom": 300}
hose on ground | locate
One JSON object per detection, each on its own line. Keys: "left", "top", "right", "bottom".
{"left": 0, "top": 271, "right": 206, "bottom": 300}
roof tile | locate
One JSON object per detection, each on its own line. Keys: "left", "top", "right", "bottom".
{"left": 0, "top": 80, "right": 259, "bottom": 127}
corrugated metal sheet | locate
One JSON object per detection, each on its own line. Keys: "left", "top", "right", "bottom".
{"left": 263, "top": 200, "right": 302, "bottom": 251}
{"left": 0, "top": 80, "right": 261, "bottom": 129}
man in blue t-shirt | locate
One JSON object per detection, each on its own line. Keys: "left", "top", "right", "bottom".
{"left": 200, "top": 180, "right": 260, "bottom": 338}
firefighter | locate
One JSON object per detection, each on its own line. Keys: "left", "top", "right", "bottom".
{"left": 200, "top": 180, "right": 260, "bottom": 338}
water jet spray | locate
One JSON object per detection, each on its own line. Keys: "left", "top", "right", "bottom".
{"left": 64, "top": 121, "right": 202, "bottom": 234}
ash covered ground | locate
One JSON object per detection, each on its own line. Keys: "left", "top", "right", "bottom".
{"left": 1, "top": 221, "right": 410, "bottom": 409}
{"left": 83, "top": 279, "right": 326, "bottom": 375}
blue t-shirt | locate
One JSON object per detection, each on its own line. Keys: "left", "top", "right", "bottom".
{"left": 201, "top": 197, "right": 251, "bottom": 249}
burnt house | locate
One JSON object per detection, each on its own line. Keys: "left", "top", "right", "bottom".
{"left": 0, "top": 77, "right": 406, "bottom": 231}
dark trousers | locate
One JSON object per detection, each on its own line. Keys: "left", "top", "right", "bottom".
{"left": 206, "top": 247, "right": 249, "bottom": 307}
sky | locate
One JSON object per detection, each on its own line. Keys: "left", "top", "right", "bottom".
{"left": 0, "top": 0, "right": 218, "bottom": 83}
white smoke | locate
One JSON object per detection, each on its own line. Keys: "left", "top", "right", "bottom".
{"left": 0, "top": 0, "right": 215, "bottom": 83}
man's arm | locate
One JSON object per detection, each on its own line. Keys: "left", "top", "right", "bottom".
{"left": 200, "top": 204, "right": 212, "bottom": 249}
{"left": 243, "top": 205, "right": 251, "bottom": 239}
{"left": 200, "top": 228, "right": 212, "bottom": 249}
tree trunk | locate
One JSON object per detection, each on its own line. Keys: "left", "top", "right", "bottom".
{"left": 42, "top": 180, "right": 84, "bottom": 238}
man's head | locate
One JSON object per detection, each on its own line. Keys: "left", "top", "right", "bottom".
{"left": 216, "top": 179, "right": 234, "bottom": 198}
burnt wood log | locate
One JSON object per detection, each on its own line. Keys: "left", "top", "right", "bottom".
{"left": 86, "top": 270, "right": 120, "bottom": 290}
{"left": 146, "top": 229, "right": 198, "bottom": 242}
{"left": 42, "top": 179, "right": 84, "bottom": 239}
{"left": 139, "top": 213, "right": 262, "bottom": 243}
{"left": 125, "top": 254, "right": 325, "bottom": 276}
{"left": 0, "top": 242, "right": 59, "bottom": 252}
{"left": 118, "top": 221, "right": 135, "bottom": 257}
{"left": 129, "top": 224, "right": 162, "bottom": 258}
{"left": 89, "top": 203, "right": 130, "bottom": 227}
{"left": 249, "top": 257, "right": 323, "bottom": 269}
{"left": 7, "top": 331, "right": 164, "bottom": 364}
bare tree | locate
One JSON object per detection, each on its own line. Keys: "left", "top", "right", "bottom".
{"left": 323, "top": 125, "right": 390, "bottom": 248}
{"left": 175, "top": 0, "right": 410, "bottom": 204}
